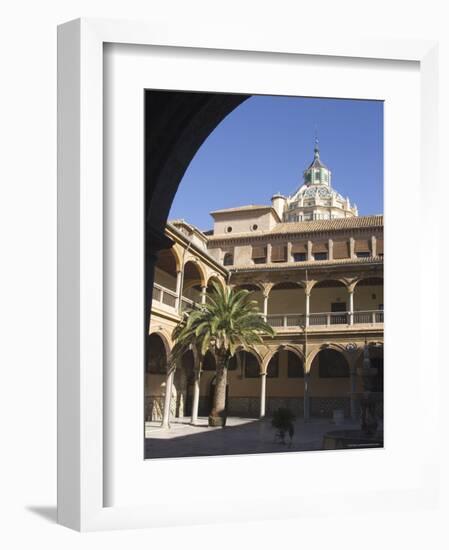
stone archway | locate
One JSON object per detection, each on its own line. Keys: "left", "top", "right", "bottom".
{"left": 308, "top": 347, "right": 351, "bottom": 418}
{"left": 145, "top": 332, "right": 171, "bottom": 421}
{"left": 262, "top": 346, "right": 305, "bottom": 417}
{"left": 144, "top": 91, "right": 250, "bottom": 374}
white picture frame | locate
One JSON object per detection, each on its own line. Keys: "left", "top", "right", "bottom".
{"left": 58, "top": 17, "right": 442, "bottom": 532}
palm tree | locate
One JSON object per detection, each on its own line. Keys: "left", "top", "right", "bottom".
{"left": 171, "top": 282, "right": 275, "bottom": 427}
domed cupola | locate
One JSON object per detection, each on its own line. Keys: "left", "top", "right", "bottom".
{"left": 282, "top": 139, "right": 358, "bottom": 222}
{"left": 303, "top": 139, "right": 331, "bottom": 187}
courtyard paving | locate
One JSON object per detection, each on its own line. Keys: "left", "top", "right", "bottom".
{"left": 144, "top": 416, "right": 377, "bottom": 459}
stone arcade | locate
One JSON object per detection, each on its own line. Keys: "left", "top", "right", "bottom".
{"left": 145, "top": 142, "right": 383, "bottom": 428}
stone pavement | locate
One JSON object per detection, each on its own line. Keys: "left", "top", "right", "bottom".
{"left": 144, "top": 416, "right": 372, "bottom": 459}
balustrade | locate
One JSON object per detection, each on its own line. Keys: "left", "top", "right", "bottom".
{"left": 267, "top": 310, "right": 383, "bottom": 329}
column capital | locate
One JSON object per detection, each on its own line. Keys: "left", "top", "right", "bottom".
{"left": 304, "top": 281, "right": 314, "bottom": 295}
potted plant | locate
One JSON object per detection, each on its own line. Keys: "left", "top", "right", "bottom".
{"left": 271, "top": 407, "right": 295, "bottom": 445}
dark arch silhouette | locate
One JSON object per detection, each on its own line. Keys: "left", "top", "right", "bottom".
{"left": 144, "top": 91, "right": 250, "bottom": 368}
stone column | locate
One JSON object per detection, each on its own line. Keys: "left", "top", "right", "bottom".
{"left": 307, "top": 240, "right": 313, "bottom": 261}
{"left": 305, "top": 290, "right": 310, "bottom": 327}
{"left": 191, "top": 369, "right": 201, "bottom": 425}
{"left": 350, "top": 367, "right": 357, "bottom": 421}
{"left": 371, "top": 235, "right": 377, "bottom": 257}
{"left": 174, "top": 269, "right": 183, "bottom": 311}
{"left": 266, "top": 243, "right": 272, "bottom": 263}
{"left": 287, "top": 241, "right": 292, "bottom": 262}
{"left": 349, "top": 237, "right": 356, "bottom": 259}
{"left": 328, "top": 239, "right": 334, "bottom": 260}
{"left": 200, "top": 285, "right": 207, "bottom": 305}
{"left": 348, "top": 287, "right": 354, "bottom": 325}
{"left": 161, "top": 368, "right": 175, "bottom": 429}
{"left": 304, "top": 371, "right": 311, "bottom": 422}
{"left": 259, "top": 371, "right": 267, "bottom": 419}
{"left": 263, "top": 292, "right": 269, "bottom": 320}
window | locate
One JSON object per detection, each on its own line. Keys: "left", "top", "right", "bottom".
{"left": 293, "top": 252, "right": 307, "bottom": 262}
{"left": 225, "top": 226, "right": 233, "bottom": 233}
{"left": 355, "top": 239, "right": 371, "bottom": 256}
{"left": 314, "top": 252, "right": 328, "bottom": 261}
{"left": 251, "top": 245, "right": 267, "bottom": 264}
{"left": 376, "top": 238, "right": 384, "bottom": 256}
{"left": 333, "top": 241, "right": 349, "bottom": 259}
{"left": 287, "top": 352, "right": 304, "bottom": 378}
{"left": 251, "top": 224, "right": 258, "bottom": 231}
{"left": 223, "top": 252, "right": 233, "bottom": 266}
{"left": 271, "top": 244, "right": 287, "bottom": 262}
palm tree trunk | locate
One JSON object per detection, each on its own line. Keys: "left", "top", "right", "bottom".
{"left": 209, "top": 354, "right": 228, "bottom": 427}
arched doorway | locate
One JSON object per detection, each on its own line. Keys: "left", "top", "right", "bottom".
{"left": 145, "top": 333, "right": 170, "bottom": 421}
{"left": 309, "top": 348, "right": 350, "bottom": 418}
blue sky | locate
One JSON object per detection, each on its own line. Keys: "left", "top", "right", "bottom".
{"left": 169, "top": 95, "right": 383, "bottom": 231}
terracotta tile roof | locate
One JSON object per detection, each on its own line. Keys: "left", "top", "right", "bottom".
{"left": 271, "top": 215, "right": 383, "bottom": 234}
{"left": 208, "top": 215, "right": 383, "bottom": 240}
{"left": 229, "top": 256, "right": 383, "bottom": 272}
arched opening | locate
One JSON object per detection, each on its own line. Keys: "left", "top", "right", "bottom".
{"left": 310, "top": 280, "right": 348, "bottom": 325}
{"left": 226, "top": 350, "right": 261, "bottom": 418}
{"left": 197, "top": 351, "right": 216, "bottom": 417}
{"left": 144, "top": 91, "right": 250, "bottom": 379}
{"left": 181, "top": 260, "right": 205, "bottom": 309}
{"left": 264, "top": 348, "right": 305, "bottom": 416}
{"left": 145, "top": 91, "right": 250, "bottom": 239}
{"left": 145, "top": 333, "right": 170, "bottom": 421}
{"left": 309, "top": 347, "right": 351, "bottom": 418}
{"left": 175, "top": 349, "right": 195, "bottom": 418}
{"left": 206, "top": 275, "right": 224, "bottom": 298}
{"left": 267, "top": 282, "right": 305, "bottom": 327}
{"left": 152, "top": 248, "right": 179, "bottom": 309}
{"left": 353, "top": 277, "right": 384, "bottom": 323}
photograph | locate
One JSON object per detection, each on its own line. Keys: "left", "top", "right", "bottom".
{"left": 144, "top": 91, "right": 384, "bottom": 459}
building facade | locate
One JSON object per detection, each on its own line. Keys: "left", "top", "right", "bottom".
{"left": 146, "top": 143, "right": 383, "bottom": 426}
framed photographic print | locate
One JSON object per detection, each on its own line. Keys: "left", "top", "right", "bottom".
{"left": 58, "top": 18, "right": 442, "bottom": 531}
